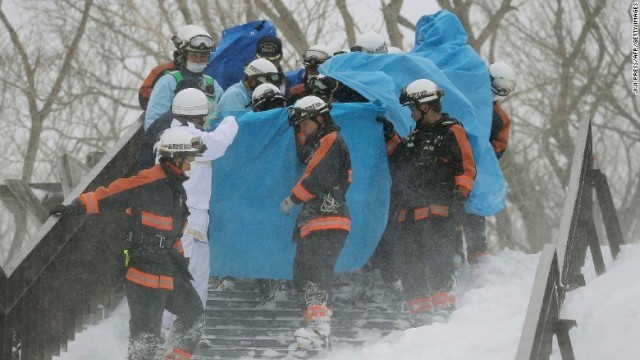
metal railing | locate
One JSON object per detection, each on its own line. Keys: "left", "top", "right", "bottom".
{"left": 0, "top": 120, "right": 143, "bottom": 360}
{"left": 515, "top": 118, "right": 625, "bottom": 360}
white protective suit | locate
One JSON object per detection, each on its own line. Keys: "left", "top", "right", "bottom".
{"left": 162, "top": 116, "right": 239, "bottom": 329}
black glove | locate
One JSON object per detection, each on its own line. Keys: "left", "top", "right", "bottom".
{"left": 49, "top": 204, "right": 69, "bottom": 216}
{"left": 376, "top": 116, "right": 396, "bottom": 141}
{"left": 450, "top": 189, "right": 467, "bottom": 227}
{"left": 451, "top": 189, "right": 467, "bottom": 203}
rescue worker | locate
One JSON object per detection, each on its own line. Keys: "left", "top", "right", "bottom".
{"left": 279, "top": 96, "right": 352, "bottom": 350}
{"left": 144, "top": 89, "right": 238, "bottom": 335}
{"left": 255, "top": 35, "right": 290, "bottom": 95}
{"left": 463, "top": 61, "right": 516, "bottom": 264}
{"left": 287, "top": 44, "right": 332, "bottom": 104}
{"left": 145, "top": 25, "right": 224, "bottom": 130}
{"left": 251, "top": 83, "right": 286, "bottom": 112}
{"left": 350, "top": 31, "right": 388, "bottom": 54}
{"left": 50, "top": 130, "right": 206, "bottom": 360}
{"left": 138, "top": 34, "right": 183, "bottom": 110}
{"left": 216, "top": 58, "right": 281, "bottom": 113}
{"left": 385, "top": 79, "right": 476, "bottom": 326}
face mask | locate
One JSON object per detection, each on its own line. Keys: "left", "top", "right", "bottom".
{"left": 186, "top": 61, "right": 207, "bottom": 73}
{"left": 183, "top": 160, "right": 198, "bottom": 178}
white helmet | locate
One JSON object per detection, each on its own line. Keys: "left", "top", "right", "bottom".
{"left": 353, "top": 32, "right": 388, "bottom": 54}
{"left": 172, "top": 25, "right": 215, "bottom": 53}
{"left": 387, "top": 46, "right": 404, "bottom": 54}
{"left": 251, "top": 83, "right": 285, "bottom": 112}
{"left": 489, "top": 62, "right": 516, "bottom": 98}
{"left": 399, "top": 79, "right": 444, "bottom": 106}
{"left": 288, "top": 95, "right": 330, "bottom": 126}
{"left": 173, "top": 88, "right": 209, "bottom": 116}
{"left": 158, "top": 129, "right": 204, "bottom": 159}
{"left": 303, "top": 44, "right": 332, "bottom": 66}
{"left": 244, "top": 58, "right": 280, "bottom": 85}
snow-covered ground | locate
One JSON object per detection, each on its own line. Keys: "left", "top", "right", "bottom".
{"left": 55, "top": 244, "right": 640, "bottom": 360}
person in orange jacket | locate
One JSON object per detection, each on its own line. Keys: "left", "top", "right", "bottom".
{"left": 463, "top": 61, "right": 516, "bottom": 264}
{"left": 280, "top": 95, "right": 352, "bottom": 350}
{"left": 50, "top": 130, "right": 205, "bottom": 360}
{"left": 385, "top": 78, "right": 476, "bottom": 326}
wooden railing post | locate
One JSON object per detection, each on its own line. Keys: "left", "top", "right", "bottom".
{"left": 518, "top": 118, "right": 625, "bottom": 360}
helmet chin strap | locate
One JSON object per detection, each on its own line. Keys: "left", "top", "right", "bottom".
{"left": 416, "top": 102, "right": 430, "bottom": 123}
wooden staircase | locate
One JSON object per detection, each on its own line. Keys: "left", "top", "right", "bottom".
{"left": 195, "top": 276, "right": 410, "bottom": 359}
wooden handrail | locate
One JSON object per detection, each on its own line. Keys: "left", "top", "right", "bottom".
{"left": 0, "top": 117, "right": 143, "bottom": 359}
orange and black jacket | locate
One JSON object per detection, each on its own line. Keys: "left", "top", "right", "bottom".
{"left": 287, "top": 83, "right": 308, "bottom": 105}
{"left": 138, "top": 60, "right": 179, "bottom": 110}
{"left": 68, "top": 160, "right": 189, "bottom": 291}
{"left": 490, "top": 101, "right": 511, "bottom": 159}
{"left": 290, "top": 123, "right": 352, "bottom": 240}
{"left": 386, "top": 114, "right": 476, "bottom": 215}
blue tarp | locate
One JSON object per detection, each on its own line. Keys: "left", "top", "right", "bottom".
{"left": 207, "top": 10, "right": 507, "bottom": 278}
{"left": 320, "top": 10, "right": 506, "bottom": 216}
{"left": 204, "top": 20, "right": 277, "bottom": 91}
{"left": 209, "top": 103, "right": 390, "bottom": 279}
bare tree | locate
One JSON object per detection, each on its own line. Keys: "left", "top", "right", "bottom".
{"left": 1, "top": 0, "right": 636, "bottom": 257}
{"left": 0, "top": 0, "right": 94, "bottom": 182}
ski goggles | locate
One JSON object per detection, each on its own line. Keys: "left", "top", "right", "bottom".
{"left": 287, "top": 104, "right": 329, "bottom": 127}
{"left": 186, "top": 35, "right": 215, "bottom": 52}
{"left": 249, "top": 72, "right": 282, "bottom": 86}
{"left": 302, "top": 50, "right": 330, "bottom": 67}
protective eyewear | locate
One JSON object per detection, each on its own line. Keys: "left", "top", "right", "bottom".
{"left": 251, "top": 73, "right": 282, "bottom": 86}
{"left": 188, "top": 35, "right": 215, "bottom": 51}
{"left": 287, "top": 107, "right": 313, "bottom": 126}
{"left": 287, "top": 104, "right": 329, "bottom": 127}
{"left": 191, "top": 136, "right": 206, "bottom": 156}
{"left": 303, "top": 50, "right": 330, "bottom": 67}
{"left": 253, "top": 95, "right": 285, "bottom": 111}
{"left": 398, "top": 87, "right": 410, "bottom": 106}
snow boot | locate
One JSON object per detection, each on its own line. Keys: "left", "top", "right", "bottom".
{"left": 216, "top": 277, "right": 235, "bottom": 291}
{"left": 467, "top": 251, "right": 487, "bottom": 264}
{"left": 296, "top": 305, "right": 332, "bottom": 350}
{"left": 294, "top": 319, "right": 331, "bottom": 350}
{"left": 431, "top": 292, "right": 455, "bottom": 324}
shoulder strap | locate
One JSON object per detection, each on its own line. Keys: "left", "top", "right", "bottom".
{"left": 165, "top": 70, "right": 184, "bottom": 83}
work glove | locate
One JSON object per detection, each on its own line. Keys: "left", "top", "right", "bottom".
{"left": 280, "top": 196, "right": 296, "bottom": 216}
{"left": 451, "top": 189, "right": 467, "bottom": 203}
{"left": 49, "top": 204, "right": 69, "bottom": 216}
{"left": 450, "top": 189, "right": 467, "bottom": 227}
{"left": 376, "top": 116, "right": 396, "bottom": 141}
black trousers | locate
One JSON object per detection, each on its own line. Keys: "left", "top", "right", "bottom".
{"left": 292, "top": 231, "right": 346, "bottom": 311}
{"left": 367, "top": 216, "right": 404, "bottom": 284}
{"left": 399, "top": 216, "right": 458, "bottom": 302}
{"left": 126, "top": 268, "right": 204, "bottom": 360}
{"left": 462, "top": 212, "right": 488, "bottom": 254}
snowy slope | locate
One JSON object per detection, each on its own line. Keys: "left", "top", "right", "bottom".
{"left": 54, "top": 245, "right": 640, "bottom": 360}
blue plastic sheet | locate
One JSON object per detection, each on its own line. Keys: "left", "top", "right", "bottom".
{"left": 209, "top": 103, "right": 390, "bottom": 279}
{"left": 319, "top": 10, "right": 506, "bottom": 216}
{"left": 204, "top": 20, "right": 277, "bottom": 91}
{"left": 206, "top": 10, "right": 507, "bottom": 278}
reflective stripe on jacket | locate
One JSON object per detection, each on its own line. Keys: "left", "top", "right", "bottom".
{"left": 73, "top": 161, "right": 190, "bottom": 289}
{"left": 490, "top": 101, "right": 511, "bottom": 158}
{"left": 291, "top": 126, "right": 352, "bottom": 240}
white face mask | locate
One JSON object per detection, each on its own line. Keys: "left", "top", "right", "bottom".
{"left": 183, "top": 161, "right": 196, "bottom": 178}
{"left": 186, "top": 61, "right": 207, "bottom": 73}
